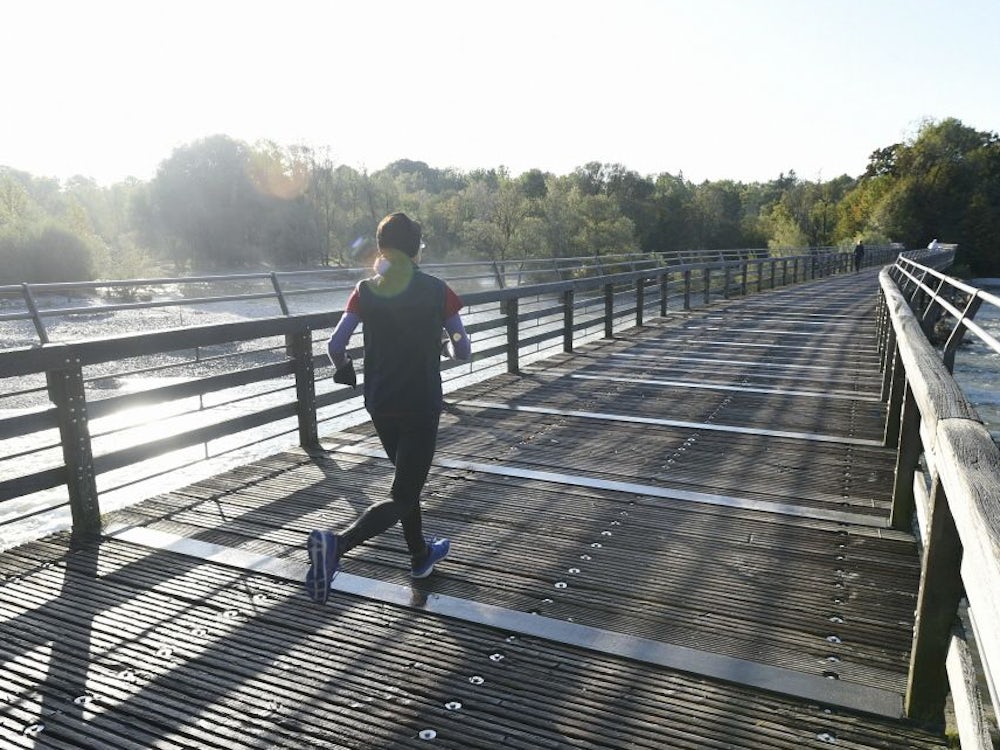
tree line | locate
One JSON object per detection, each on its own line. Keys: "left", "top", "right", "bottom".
{"left": 1, "top": 117, "right": 997, "bottom": 285}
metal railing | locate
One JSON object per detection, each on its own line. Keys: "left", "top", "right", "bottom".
{"left": 878, "top": 250, "right": 999, "bottom": 745}
{"left": 0, "top": 245, "right": 888, "bottom": 548}
{"left": 0, "top": 247, "right": 875, "bottom": 347}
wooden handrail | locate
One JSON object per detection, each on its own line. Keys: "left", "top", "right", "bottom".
{"left": 880, "top": 262, "right": 1000, "bottom": 742}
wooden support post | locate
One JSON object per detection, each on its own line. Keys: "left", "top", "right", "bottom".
{"left": 889, "top": 383, "right": 921, "bottom": 530}
{"left": 757, "top": 261, "right": 764, "bottom": 293}
{"left": 740, "top": 262, "right": 748, "bottom": 296}
{"left": 770, "top": 260, "right": 777, "bottom": 289}
{"left": 289, "top": 330, "right": 318, "bottom": 448}
{"left": 505, "top": 298, "right": 520, "bottom": 373}
{"left": 604, "top": 283, "right": 614, "bottom": 338}
{"left": 723, "top": 265, "right": 732, "bottom": 300}
{"left": 782, "top": 259, "right": 788, "bottom": 286}
{"left": 635, "top": 277, "right": 645, "bottom": 327}
{"left": 683, "top": 270, "right": 692, "bottom": 310}
{"left": 659, "top": 273, "right": 668, "bottom": 317}
{"left": 905, "top": 478, "right": 963, "bottom": 726}
{"left": 47, "top": 358, "right": 101, "bottom": 541}
{"left": 562, "top": 289, "right": 574, "bottom": 353}
{"left": 703, "top": 268, "right": 711, "bottom": 304}
{"left": 884, "top": 347, "right": 905, "bottom": 447}
{"left": 880, "top": 326, "right": 897, "bottom": 394}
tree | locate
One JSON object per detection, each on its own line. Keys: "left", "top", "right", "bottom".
{"left": 0, "top": 224, "right": 94, "bottom": 284}
{"left": 840, "top": 118, "right": 1000, "bottom": 274}
{"left": 149, "top": 135, "right": 261, "bottom": 270}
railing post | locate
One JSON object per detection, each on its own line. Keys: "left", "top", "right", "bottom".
{"left": 740, "top": 262, "right": 748, "bottom": 296}
{"left": 770, "top": 260, "right": 777, "bottom": 289}
{"left": 683, "top": 270, "right": 692, "bottom": 310}
{"left": 563, "top": 289, "right": 574, "bottom": 353}
{"left": 782, "top": 259, "right": 788, "bottom": 286}
{"left": 635, "top": 276, "right": 644, "bottom": 327}
{"left": 47, "top": 355, "right": 101, "bottom": 541}
{"left": 943, "top": 296, "right": 983, "bottom": 373}
{"left": 505, "top": 298, "right": 520, "bottom": 373}
{"left": 723, "top": 265, "right": 732, "bottom": 300}
{"left": 659, "top": 272, "right": 669, "bottom": 317}
{"left": 884, "top": 346, "right": 905, "bottom": 447}
{"left": 289, "top": 330, "right": 318, "bottom": 448}
{"left": 881, "top": 327, "right": 897, "bottom": 397}
{"left": 22, "top": 283, "right": 50, "bottom": 344}
{"left": 756, "top": 260, "right": 764, "bottom": 293}
{"left": 905, "top": 477, "right": 963, "bottom": 725}
{"left": 889, "top": 383, "right": 921, "bottom": 530}
{"left": 703, "top": 268, "right": 711, "bottom": 304}
{"left": 604, "top": 283, "right": 614, "bottom": 338}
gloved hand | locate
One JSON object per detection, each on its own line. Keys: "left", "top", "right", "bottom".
{"left": 333, "top": 357, "right": 357, "bottom": 388}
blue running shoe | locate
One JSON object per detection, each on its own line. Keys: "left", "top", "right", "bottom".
{"left": 305, "top": 530, "right": 340, "bottom": 604}
{"left": 411, "top": 537, "right": 450, "bottom": 579}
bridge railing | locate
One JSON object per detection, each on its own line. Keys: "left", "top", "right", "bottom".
{"left": 0, "top": 246, "right": 885, "bottom": 547}
{"left": 879, "top": 251, "right": 1000, "bottom": 744}
{"left": 1, "top": 247, "right": 868, "bottom": 347}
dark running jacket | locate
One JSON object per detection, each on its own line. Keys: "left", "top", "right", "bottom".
{"left": 357, "top": 268, "right": 448, "bottom": 416}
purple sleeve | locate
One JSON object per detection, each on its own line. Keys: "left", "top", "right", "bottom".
{"left": 327, "top": 311, "right": 360, "bottom": 368}
{"left": 444, "top": 313, "right": 472, "bottom": 361}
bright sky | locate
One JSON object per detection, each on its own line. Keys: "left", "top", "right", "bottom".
{"left": 3, "top": 0, "right": 999, "bottom": 187}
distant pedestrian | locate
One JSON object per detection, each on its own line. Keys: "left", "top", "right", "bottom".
{"left": 305, "top": 212, "right": 472, "bottom": 605}
{"left": 853, "top": 242, "right": 865, "bottom": 272}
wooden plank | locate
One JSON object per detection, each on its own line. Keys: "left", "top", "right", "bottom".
{"left": 110, "top": 525, "right": 906, "bottom": 717}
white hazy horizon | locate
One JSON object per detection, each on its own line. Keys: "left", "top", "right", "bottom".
{"left": 3, "top": 0, "right": 1000, "bottom": 187}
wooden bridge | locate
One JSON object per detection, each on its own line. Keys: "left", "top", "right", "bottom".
{"left": 1, "top": 249, "right": 998, "bottom": 748}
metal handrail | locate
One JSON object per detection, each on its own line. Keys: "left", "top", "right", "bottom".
{"left": 0, "top": 246, "right": 891, "bottom": 347}
{"left": 888, "top": 252, "right": 1000, "bottom": 371}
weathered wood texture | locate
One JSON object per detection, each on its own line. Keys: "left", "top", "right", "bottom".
{"left": 0, "top": 270, "right": 952, "bottom": 748}
{"left": 881, "top": 269, "right": 1000, "bottom": 729}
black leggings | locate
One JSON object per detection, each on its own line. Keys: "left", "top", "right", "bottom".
{"left": 340, "top": 411, "right": 440, "bottom": 557}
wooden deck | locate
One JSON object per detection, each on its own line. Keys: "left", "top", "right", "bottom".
{"left": 0, "top": 270, "right": 951, "bottom": 748}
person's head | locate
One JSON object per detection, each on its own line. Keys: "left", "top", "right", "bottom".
{"left": 376, "top": 212, "right": 423, "bottom": 258}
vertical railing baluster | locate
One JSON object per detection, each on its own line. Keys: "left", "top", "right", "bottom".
{"left": 635, "top": 276, "right": 644, "bottom": 327}
{"left": 505, "top": 298, "right": 520, "bottom": 373}
{"left": 884, "top": 345, "right": 905, "bottom": 446}
{"left": 47, "top": 353, "right": 101, "bottom": 541}
{"left": 889, "top": 383, "right": 921, "bottom": 530}
{"left": 604, "top": 283, "right": 614, "bottom": 338}
{"left": 905, "top": 477, "right": 964, "bottom": 724}
{"left": 289, "top": 329, "right": 318, "bottom": 448}
{"left": 563, "top": 289, "right": 574, "bottom": 353}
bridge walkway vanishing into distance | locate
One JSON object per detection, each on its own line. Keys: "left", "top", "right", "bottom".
{"left": 1, "top": 256, "right": 996, "bottom": 748}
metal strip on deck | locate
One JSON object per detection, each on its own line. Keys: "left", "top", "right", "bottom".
{"left": 106, "top": 525, "right": 905, "bottom": 719}
{"left": 325, "top": 438, "right": 888, "bottom": 527}
{"left": 539, "top": 371, "right": 882, "bottom": 402}
{"left": 451, "top": 399, "right": 884, "bottom": 447}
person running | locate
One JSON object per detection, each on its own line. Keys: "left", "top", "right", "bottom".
{"left": 306, "top": 212, "right": 472, "bottom": 604}
{"left": 853, "top": 241, "right": 865, "bottom": 272}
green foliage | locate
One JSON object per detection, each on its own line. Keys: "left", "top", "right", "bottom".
{"left": 843, "top": 118, "right": 1000, "bottom": 275}
{"left": 0, "top": 222, "right": 95, "bottom": 284}
{"left": 5, "top": 115, "right": 999, "bottom": 283}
